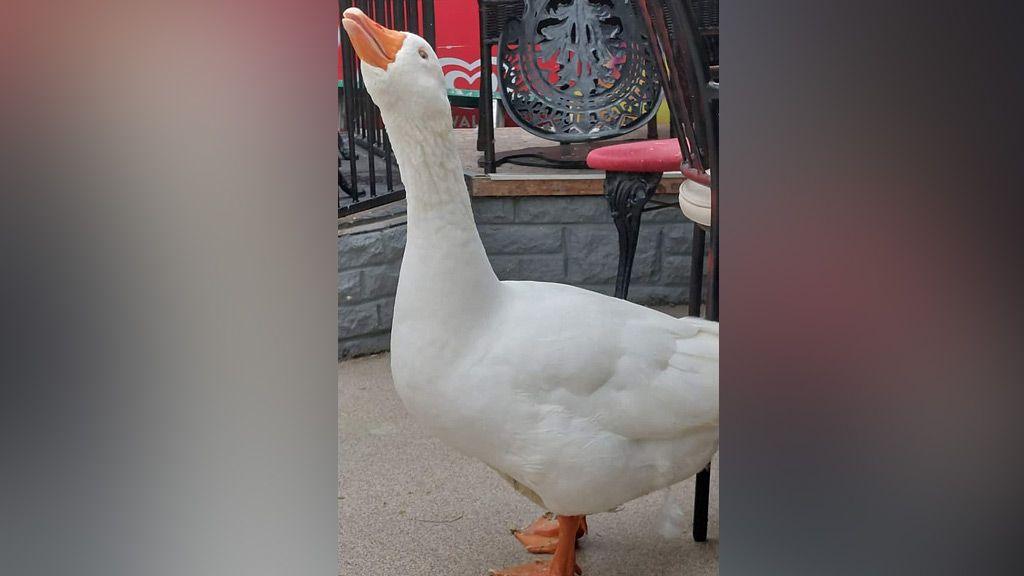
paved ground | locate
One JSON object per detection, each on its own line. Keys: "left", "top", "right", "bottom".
{"left": 338, "top": 308, "right": 718, "bottom": 576}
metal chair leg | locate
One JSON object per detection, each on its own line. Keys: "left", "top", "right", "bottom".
{"left": 687, "top": 224, "right": 706, "bottom": 317}
{"left": 688, "top": 224, "right": 711, "bottom": 542}
{"left": 477, "top": 5, "right": 496, "bottom": 172}
{"left": 693, "top": 465, "right": 711, "bottom": 541}
{"left": 603, "top": 171, "right": 662, "bottom": 300}
{"left": 477, "top": 5, "right": 488, "bottom": 152}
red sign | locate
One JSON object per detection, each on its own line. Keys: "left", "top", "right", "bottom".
{"left": 339, "top": 2, "right": 512, "bottom": 128}
{"left": 339, "top": 3, "right": 489, "bottom": 90}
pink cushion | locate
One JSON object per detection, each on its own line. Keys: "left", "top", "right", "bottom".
{"left": 586, "top": 139, "right": 683, "bottom": 173}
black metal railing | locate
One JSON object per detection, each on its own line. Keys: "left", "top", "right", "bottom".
{"left": 338, "top": 0, "right": 436, "bottom": 218}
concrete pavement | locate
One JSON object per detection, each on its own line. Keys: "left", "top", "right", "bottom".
{"left": 338, "top": 335, "right": 719, "bottom": 575}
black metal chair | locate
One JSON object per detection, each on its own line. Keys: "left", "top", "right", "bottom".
{"left": 476, "top": 0, "right": 525, "bottom": 172}
{"left": 586, "top": 139, "right": 684, "bottom": 300}
{"left": 635, "top": 0, "right": 719, "bottom": 542}
{"left": 477, "top": 0, "right": 662, "bottom": 172}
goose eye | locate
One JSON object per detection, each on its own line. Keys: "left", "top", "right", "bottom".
{"left": 418, "top": 48, "right": 428, "bottom": 59}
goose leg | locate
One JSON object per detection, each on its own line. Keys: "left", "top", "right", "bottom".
{"left": 513, "top": 513, "right": 587, "bottom": 554}
{"left": 491, "top": 515, "right": 584, "bottom": 576}
{"left": 549, "top": 516, "right": 584, "bottom": 576}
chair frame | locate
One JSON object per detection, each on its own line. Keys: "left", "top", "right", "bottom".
{"left": 634, "top": 0, "right": 719, "bottom": 542}
{"left": 476, "top": 0, "right": 661, "bottom": 173}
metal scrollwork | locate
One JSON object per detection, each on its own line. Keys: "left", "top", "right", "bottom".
{"left": 604, "top": 171, "right": 662, "bottom": 299}
{"left": 498, "top": 0, "right": 662, "bottom": 142}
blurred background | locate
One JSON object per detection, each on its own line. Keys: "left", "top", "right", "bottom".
{"left": 3, "top": 1, "right": 1024, "bottom": 575}
{"left": 2, "top": 2, "right": 338, "bottom": 575}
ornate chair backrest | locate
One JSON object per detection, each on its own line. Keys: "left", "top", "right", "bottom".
{"left": 496, "top": 0, "right": 664, "bottom": 143}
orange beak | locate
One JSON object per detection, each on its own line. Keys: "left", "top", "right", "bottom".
{"left": 342, "top": 8, "right": 406, "bottom": 70}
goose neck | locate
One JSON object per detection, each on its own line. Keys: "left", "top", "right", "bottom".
{"left": 384, "top": 113, "right": 498, "bottom": 294}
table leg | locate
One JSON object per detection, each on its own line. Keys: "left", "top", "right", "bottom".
{"left": 603, "top": 171, "right": 662, "bottom": 300}
{"left": 689, "top": 224, "right": 712, "bottom": 541}
{"left": 687, "top": 224, "right": 706, "bottom": 317}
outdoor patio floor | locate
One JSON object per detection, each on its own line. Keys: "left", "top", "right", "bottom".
{"left": 338, "top": 308, "right": 719, "bottom": 576}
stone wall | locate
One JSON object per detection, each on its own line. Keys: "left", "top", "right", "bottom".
{"left": 338, "top": 219, "right": 407, "bottom": 358}
{"left": 339, "top": 194, "right": 696, "bottom": 358}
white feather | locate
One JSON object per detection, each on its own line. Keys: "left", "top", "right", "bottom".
{"left": 658, "top": 488, "right": 687, "bottom": 539}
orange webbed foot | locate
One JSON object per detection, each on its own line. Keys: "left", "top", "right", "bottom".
{"left": 497, "top": 515, "right": 584, "bottom": 576}
{"left": 516, "top": 512, "right": 559, "bottom": 537}
{"left": 513, "top": 513, "right": 588, "bottom": 554}
{"left": 513, "top": 532, "right": 559, "bottom": 554}
{"left": 489, "top": 560, "right": 582, "bottom": 576}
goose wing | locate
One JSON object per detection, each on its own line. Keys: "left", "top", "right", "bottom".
{"left": 578, "top": 314, "right": 718, "bottom": 440}
{"left": 491, "top": 282, "right": 719, "bottom": 441}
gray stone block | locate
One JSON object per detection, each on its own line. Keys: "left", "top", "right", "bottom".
{"left": 577, "top": 284, "right": 615, "bottom": 297}
{"left": 339, "top": 301, "right": 379, "bottom": 337}
{"left": 380, "top": 225, "right": 408, "bottom": 261}
{"left": 567, "top": 283, "right": 685, "bottom": 305}
{"left": 478, "top": 225, "right": 564, "bottom": 255}
{"left": 566, "top": 226, "right": 659, "bottom": 284}
{"left": 626, "top": 284, "right": 687, "bottom": 305}
{"left": 514, "top": 197, "right": 611, "bottom": 224}
{"left": 362, "top": 264, "right": 400, "bottom": 298}
{"left": 338, "top": 269, "right": 362, "bottom": 302}
{"left": 339, "top": 332, "right": 392, "bottom": 359}
{"left": 489, "top": 254, "right": 567, "bottom": 282}
{"left": 642, "top": 196, "right": 688, "bottom": 222}
{"left": 339, "top": 231, "right": 386, "bottom": 268}
{"left": 661, "top": 254, "right": 692, "bottom": 285}
{"left": 471, "top": 198, "right": 516, "bottom": 223}
{"left": 663, "top": 223, "right": 695, "bottom": 255}
{"left": 377, "top": 297, "right": 396, "bottom": 330}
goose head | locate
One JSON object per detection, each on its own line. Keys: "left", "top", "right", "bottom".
{"left": 341, "top": 8, "right": 450, "bottom": 129}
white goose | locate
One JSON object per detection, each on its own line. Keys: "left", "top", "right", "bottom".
{"left": 343, "top": 9, "right": 719, "bottom": 576}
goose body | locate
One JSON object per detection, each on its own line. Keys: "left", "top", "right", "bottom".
{"left": 342, "top": 9, "right": 718, "bottom": 571}
{"left": 392, "top": 279, "right": 718, "bottom": 515}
